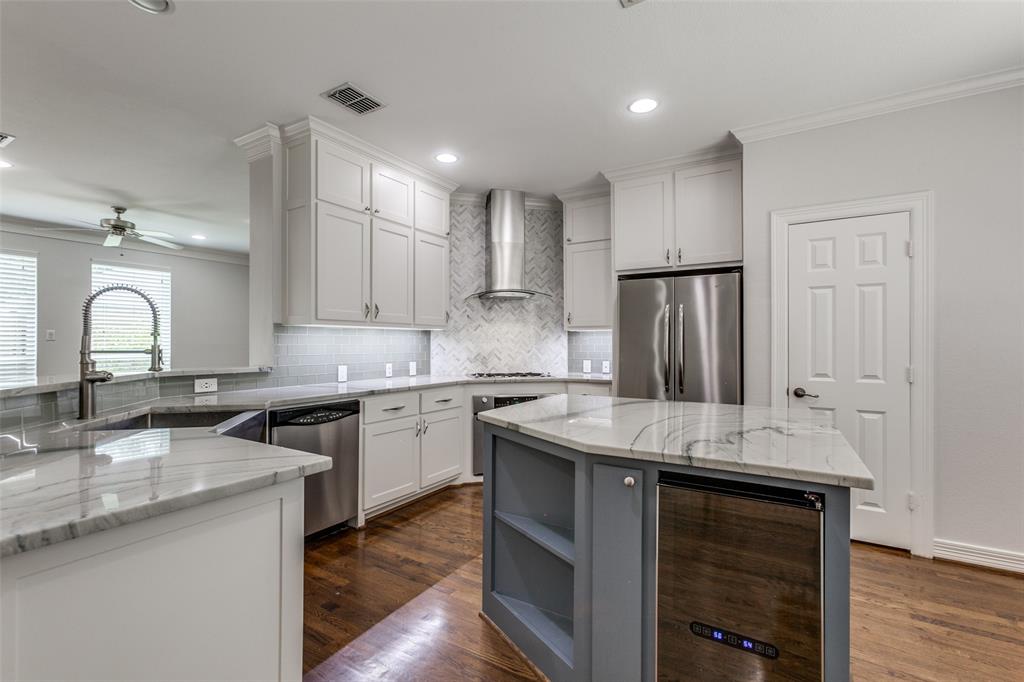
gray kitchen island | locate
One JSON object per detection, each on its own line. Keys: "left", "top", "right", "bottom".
{"left": 478, "top": 394, "right": 874, "bottom": 682}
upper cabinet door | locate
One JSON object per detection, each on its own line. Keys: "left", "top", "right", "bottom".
{"left": 316, "top": 204, "right": 371, "bottom": 322}
{"left": 414, "top": 182, "right": 450, "bottom": 237}
{"left": 316, "top": 139, "right": 371, "bottom": 212}
{"left": 674, "top": 159, "right": 742, "bottom": 266}
{"left": 565, "top": 195, "right": 611, "bottom": 244}
{"left": 414, "top": 230, "right": 450, "bottom": 327}
{"left": 613, "top": 173, "right": 674, "bottom": 271}
{"left": 371, "top": 164, "right": 415, "bottom": 227}
{"left": 371, "top": 218, "right": 414, "bottom": 324}
{"left": 565, "top": 241, "right": 612, "bottom": 329}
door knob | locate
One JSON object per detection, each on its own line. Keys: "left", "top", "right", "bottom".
{"left": 792, "top": 387, "right": 820, "bottom": 399}
{"left": 623, "top": 476, "right": 636, "bottom": 488}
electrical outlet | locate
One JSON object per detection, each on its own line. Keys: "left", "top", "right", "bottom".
{"left": 385, "top": 363, "right": 393, "bottom": 378}
{"left": 409, "top": 361, "right": 417, "bottom": 376}
{"left": 337, "top": 365, "right": 348, "bottom": 383}
{"left": 602, "top": 360, "right": 611, "bottom": 374}
{"left": 45, "top": 329, "right": 56, "bottom": 342}
{"left": 582, "top": 360, "right": 592, "bottom": 373}
{"left": 194, "top": 378, "right": 218, "bottom": 393}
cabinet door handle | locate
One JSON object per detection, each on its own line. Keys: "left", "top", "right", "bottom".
{"left": 665, "top": 249, "right": 670, "bottom": 263}
{"left": 677, "top": 247, "right": 682, "bottom": 263}
{"left": 415, "top": 420, "right": 421, "bottom": 437}
{"left": 374, "top": 303, "right": 380, "bottom": 319}
{"left": 364, "top": 302, "right": 370, "bottom": 319}
{"left": 567, "top": 312, "right": 572, "bottom": 325}
{"left": 382, "top": 405, "right": 405, "bottom": 412}
{"left": 435, "top": 398, "right": 453, "bottom": 403}
{"left": 566, "top": 237, "right": 572, "bottom": 243}
{"left": 364, "top": 206, "right": 371, "bottom": 212}
{"left": 373, "top": 208, "right": 381, "bottom": 214}
{"left": 422, "top": 421, "right": 429, "bottom": 435}
{"left": 445, "top": 310, "right": 450, "bottom": 323}
{"left": 623, "top": 476, "right": 636, "bottom": 488}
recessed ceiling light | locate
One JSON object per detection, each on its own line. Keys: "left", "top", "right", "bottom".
{"left": 191, "top": 234, "right": 207, "bottom": 241}
{"left": 129, "top": 0, "right": 174, "bottom": 15}
{"left": 0, "top": 159, "right": 12, "bottom": 169}
{"left": 628, "top": 98, "right": 658, "bottom": 114}
{"left": 435, "top": 152, "right": 459, "bottom": 163}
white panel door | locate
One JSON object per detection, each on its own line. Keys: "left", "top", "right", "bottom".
{"left": 613, "top": 174, "right": 674, "bottom": 270}
{"left": 371, "top": 218, "right": 414, "bottom": 324}
{"left": 371, "top": 164, "right": 415, "bottom": 226}
{"left": 420, "top": 408, "right": 463, "bottom": 487}
{"left": 316, "top": 139, "right": 371, "bottom": 213}
{"left": 414, "top": 230, "right": 449, "bottom": 327}
{"left": 414, "top": 182, "right": 450, "bottom": 237}
{"left": 788, "top": 212, "right": 912, "bottom": 548}
{"left": 363, "top": 416, "right": 420, "bottom": 509}
{"left": 565, "top": 195, "right": 611, "bottom": 244}
{"left": 674, "top": 159, "right": 742, "bottom": 265}
{"left": 565, "top": 241, "right": 612, "bottom": 329}
{"left": 316, "top": 203, "right": 371, "bottom": 322}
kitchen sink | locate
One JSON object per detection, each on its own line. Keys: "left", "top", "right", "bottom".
{"left": 80, "top": 410, "right": 268, "bottom": 443}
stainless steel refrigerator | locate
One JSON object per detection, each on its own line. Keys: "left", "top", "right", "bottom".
{"left": 616, "top": 270, "right": 741, "bottom": 402}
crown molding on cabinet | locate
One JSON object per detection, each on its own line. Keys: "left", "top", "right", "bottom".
{"left": 279, "top": 116, "right": 459, "bottom": 193}
{"left": 232, "top": 123, "right": 282, "bottom": 162}
{"left": 555, "top": 183, "right": 610, "bottom": 203}
{"left": 601, "top": 144, "right": 742, "bottom": 183}
{"left": 450, "top": 192, "right": 562, "bottom": 210}
{"left": 450, "top": 191, "right": 485, "bottom": 207}
{"left": 731, "top": 66, "right": 1024, "bottom": 144}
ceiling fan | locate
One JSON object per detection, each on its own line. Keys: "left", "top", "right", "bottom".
{"left": 58, "top": 206, "right": 184, "bottom": 250}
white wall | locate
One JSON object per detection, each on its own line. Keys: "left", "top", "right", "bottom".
{"left": 742, "top": 87, "right": 1024, "bottom": 555}
{"left": 0, "top": 230, "right": 250, "bottom": 376}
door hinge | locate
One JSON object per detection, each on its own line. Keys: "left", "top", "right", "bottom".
{"left": 905, "top": 366, "right": 915, "bottom": 384}
{"left": 905, "top": 240, "right": 913, "bottom": 258}
{"left": 907, "top": 491, "right": 919, "bottom": 512}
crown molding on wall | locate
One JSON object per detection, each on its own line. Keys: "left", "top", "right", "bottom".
{"left": 555, "top": 182, "right": 610, "bottom": 203}
{"left": 233, "top": 123, "right": 282, "bottom": 162}
{"left": 601, "top": 144, "right": 742, "bottom": 182}
{"left": 278, "top": 116, "right": 460, "bottom": 193}
{"left": 0, "top": 219, "right": 249, "bottom": 266}
{"left": 732, "top": 66, "right": 1024, "bottom": 144}
{"left": 449, "top": 192, "right": 562, "bottom": 210}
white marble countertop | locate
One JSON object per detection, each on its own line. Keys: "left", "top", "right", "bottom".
{"left": 477, "top": 395, "right": 874, "bottom": 489}
{"left": 0, "top": 428, "right": 332, "bottom": 557}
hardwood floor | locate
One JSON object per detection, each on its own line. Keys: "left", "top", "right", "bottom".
{"left": 303, "top": 485, "right": 1024, "bottom": 681}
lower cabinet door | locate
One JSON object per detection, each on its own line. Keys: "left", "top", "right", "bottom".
{"left": 420, "top": 408, "right": 463, "bottom": 487}
{"left": 592, "top": 463, "right": 644, "bottom": 682}
{"left": 363, "top": 416, "right": 420, "bottom": 509}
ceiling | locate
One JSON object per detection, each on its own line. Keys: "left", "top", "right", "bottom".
{"left": 1, "top": 1, "right": 1021, "bottom": 253}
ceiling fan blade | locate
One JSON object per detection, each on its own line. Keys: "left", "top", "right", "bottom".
{"left": 137, "top": 234, "right": 183, "bottom": 250}
{"left": 103, "top": 233, "right": 123, "bottom": 247}
{"left": 136, "top": 229, "right": 176, "bottom": 239}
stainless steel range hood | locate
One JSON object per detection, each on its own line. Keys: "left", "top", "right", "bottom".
{"left": 468, "top": 189, "right": 551, "bottom": 300}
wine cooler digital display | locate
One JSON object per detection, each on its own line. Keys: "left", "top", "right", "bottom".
{"left": 690, "top": 622, "right": 779, "bottom": 660}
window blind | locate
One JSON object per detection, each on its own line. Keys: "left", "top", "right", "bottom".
{"left": 91, "top": 263, "right": 172, "bottom": 373}
{"left": 0, "top": 252, "right": 38, "bottom": 384}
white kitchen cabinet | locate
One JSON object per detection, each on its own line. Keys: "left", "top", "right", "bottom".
{"left": 420, "top": 408, "right": 463, "bottom": 488}
{"left": 565, "top": 194, "right": 611, "bottom": 244}
{"left": 372, "top": 164, "right": 415, "bottom": 227}
{"left": 565, "top": 241, "right": 612, "bottom": 329}
{"left": 363, "top": 415, "right": 421, "bottom": 509}
{"left": 316, "top": 138, "right": 371, "bottom": 213}
{"left": 414, "top": 230, "right": 450, "bottom": 327}
{"left": 674, "top": 159, "right": 742, "bottom": 265}
{"left": 316, "top": 203, "right": 371, "bottom": 322}
{"left": 371, "top": 218, "right": 414, "bottom": 324}
{"left": 612, "top": 173, "right": 674, "bottom": 270}
{"left": 414, "top": 181, "right": 450, "bottom": 237}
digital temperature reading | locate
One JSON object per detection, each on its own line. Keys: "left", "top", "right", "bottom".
{"left": 690, "top": 622, "right": 779, "bottom": 660}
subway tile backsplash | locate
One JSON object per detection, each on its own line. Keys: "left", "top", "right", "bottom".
{"left": 273, "top": 325, "right": 431, "bottom": 384}
{"left": 567, "top": 331, "right": 613, "bottom": 374}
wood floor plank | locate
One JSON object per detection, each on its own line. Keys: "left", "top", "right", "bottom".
{"left": 304, "top": 485, "right": 1024, "bottom": 681}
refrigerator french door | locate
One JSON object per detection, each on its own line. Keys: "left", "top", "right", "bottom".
{"left": 617, "top": 271, "right": 741, "bottom": 403}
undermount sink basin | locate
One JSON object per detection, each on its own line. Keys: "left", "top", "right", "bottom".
{"left": 83, "top": 411, "right": 246, "bottom": 431}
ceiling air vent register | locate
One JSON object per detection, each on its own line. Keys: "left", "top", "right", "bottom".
{"left": 321, "top": 82, "right": 385, "bottom": 115}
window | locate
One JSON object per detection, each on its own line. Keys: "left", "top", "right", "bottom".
{"left": 0, "top": 251, "right": 38, "bottom": 384}
{"left": 91, "top": 263, "right": 172, "bottom": 373}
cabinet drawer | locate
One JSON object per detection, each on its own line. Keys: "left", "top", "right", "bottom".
{"left": 567, "top": 383, "right": 611, "bottom": 396}
{"left": 363, "top": 393, "right": 419, "bottom": 423}
{"left": 420, "top": 386, "right": 463, "bottom": 413}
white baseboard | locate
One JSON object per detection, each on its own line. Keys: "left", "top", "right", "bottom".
{"left": 932, "top": 539, "right": 1024, "bottom": 573}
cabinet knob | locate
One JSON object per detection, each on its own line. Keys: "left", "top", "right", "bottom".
{"left": 623, "top": 476, "right": 636, "bottom": 488}
{"left": 566, "top": 237, "right": 572, "bottom": 243}
{"left": 364, "top": 206, "right": 371, "bottom": 212}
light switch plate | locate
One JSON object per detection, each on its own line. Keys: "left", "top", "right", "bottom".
{"left": 337, "top": 365, "right": 348, "bottom": 383}
{"left": 582, "top": 360, "right": 592, "bottom": 373}
{"left": 409, "top": 361, "right": 417, "bottom": 376}
{"left": 602, "top": 361, "right": 611, "bottom": 374}
{"left": 385, "top": 363, "right": 393, "bottom": 378}
{"left": 194, "top": 378, "right": 218, "bottom": 393}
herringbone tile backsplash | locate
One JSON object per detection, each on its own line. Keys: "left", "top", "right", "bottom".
{"left": 431, "top": 201, "right": 568, "bottom": 375}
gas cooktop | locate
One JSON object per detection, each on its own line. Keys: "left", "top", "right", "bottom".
{"left": 468, "top": 372, "right": 552, "bottom": 379}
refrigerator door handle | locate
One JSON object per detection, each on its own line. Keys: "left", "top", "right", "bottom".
{"left": 678, "top": 303, "right": 685, "bottom": 397}
{"left": 664, "top": 303, "right": 671, "bottom": 396}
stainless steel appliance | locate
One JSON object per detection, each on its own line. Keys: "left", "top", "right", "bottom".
{"left": 472, "top": 394, "right": 551, "bottom": 475}
{"left": 657, "top": 472, "right": 824, "bottom": 681}
{"left": 617, "top": 269, "right": 741, "bottom": 403}
{"left": 467, "top": 189, "right": 552, "bottom": 300}
{"left": 270, "top": 401, "right": 360, "bottom": 536}
{"left": 468, "top": 372, "right": 552, "bottom": 378}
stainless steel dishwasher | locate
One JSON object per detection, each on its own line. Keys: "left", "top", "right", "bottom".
{"left": 270, "top": 401, "right": 360, "bottom": 536}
